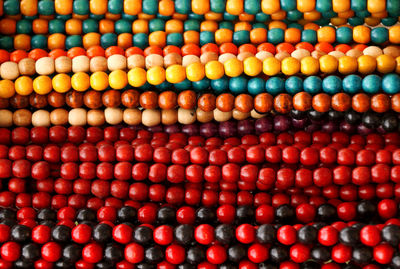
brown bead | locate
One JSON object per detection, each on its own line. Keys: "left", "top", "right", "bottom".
{"left": 216, "top": 93, "right": 234, "bottom": 112}
{"left": 312, "top": 93, "right": 331, "bottom": 113}
{"left": 0, "top": 98, "right": 9, "bottom": 109}
{"left": 293, "top": 92, "right": 312, "bottom": 112}
{"left": 274, "top": 94, "right": 292, "bottom": 114}
{"left": 140, "top": 91, "right": 158, "bottom": 109}
{"left": 392, "top": 93, "right": 400, "bottom": 113}
{"left": 370, "top": 93, "right": 390, "bottom": 113}
{"left": 158, "top": 91, "right": 177, "bottom": 110}
{"left": 29, "top": 93, "right": 48, "bottom": 109}
{"left": 102, "top": 90, "right": 121, "bottom": 108}
{"left": 234, "top": 94, "right": 253, "bottom": 113}
{"left": 47, "top": 92, "right": 65, "bottom": 108}
{"left": 10, "top": 94, "right": 29, "bottom": 109}
{"left": 351, "top": 93, "right": 370, "bottom": 113}
{"left": 331, "top": 93, "right": 351, "bottom": 112}
{"left": 254, "top": 93, "right": 273, "bottom": 113}
{"left": 84, "top": 90, "right": 102, "bottom": 109}
{"left": 121, "top": 89, "right": 140, "bottom": 108}
{"left": 65, "top": 91, "right": 83, "bottom": 108}
{"left": 13, "top": 109, "right": 32, "bottom": 126}
{"left": 198, "top": 93, "right": 216, "bottom": 112}
{"left": 177, "top": 90, "right": 197, "bottom": 110}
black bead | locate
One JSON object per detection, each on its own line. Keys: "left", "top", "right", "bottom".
{"left": 382, "top": 225, "right": 400, "bottom": 246}
{"left": 342, "top": 264, "right": 361, "bottom": 269}
{"left": 104, "top": 244, "right": 123, "bottom": 262}
{"left": 256, "top": 224, "right": 276, "bottom": 244}
{"left": 117, "top": 206, "right": 137, "bottom": 223}
{"left": 328, "top": 110, "right": 344, "bottom": 121}
{"left": 92, "top": 223, "right": 112, "bottom": 243}
{"left": 174, "top": 224, "right": 194, "bottom": 246}
{"left": 259, "top": 263, "right": 278, "bottom": 269}
{"left": 311, "top": 222, "right": 327, "bottom": 230}
{"left": 37, "top": 208, "right": 56, "bottom": 221}
{"left": 177, "top": 264, "right": 195, "bottom": 269}
{"left": 311, "top": 246, "right": 330, "bottom": 262}
{"left": 145, "top": 246, "right": 164, "bottom": 264}
{"left": 133, "top": 226, "right": 153, "bottom": 245}
{"left": 357, "top": 200, "right": 377, "bottom": 221}
{"left": 14, "top": 260, "right": 33, "bottom": 269}
{"left": 157, "top": 207, "right": 176, "bottom": 224}
{"left": 275, "top": 204, "right": 295, "bottom": 224}
{"left": 236, "top": 206, "right": 254, "bottom": 224}
{"left": 352, "top": 247, "right": 372, "bottom": 264}
{"left": 290, "top": 109, "right": 307, "bottom": 120}
{"left": 11, "top": 224, "right": 31, "bottom": 242}
{"left": 382, "top": 113, "right": 398, "bottom": 132}
{"left": 196, "top": 207, "right": 215, "bottom": 223}
{"left": 95, "top": 261, "right": 114, "bottom": 269}
{"left": 76, "top": 208, "right": 96, "bottom": 222}
{"left": 316, "top": 204, "right": 337, "bottom": 222}
{"left": 55, "top": 260, "right": 74, "bottom": 269}
{"left": 391, "top": 252, "right": 400, "bottom": 269}
{"left": 308, "top": 110, "right": 325, "bottom": 121}
{"left": 362, "top": 111, "right": 380, "bottom": 129}
{"left": 301, "top": 261, "right": 320, "bottom": 269}
{"left": 351, "top": 223, "right": 366, "bottom": 230}
{"left": 21, "top": 243, "right": 40, "bottom": 262}
{"left": 186, "top": 246, "right": 205, "bottom": 264}
{"left": 228, "top": 245, "right": 246, "bottom": 263}
{"left": 297, "top": 225, "right": 317, "bottom": 244}
{"left": 136, "top": 263, "right": 156, "bottom": 269}
{"left": 0, "top": 218, "right": 16, "bottom": 227}
{"left": 62, "top": 244, "right": 82, "bottom": 263}
{"left": 215, "top": 224, "right": 235, "bottom": 245}
{"left": 269, "top": 245, "right": 288, "bottom": 263}
{"left": 339, "top": 227, "right": 360, "bottom": 246}
{"left": 345, "top": 110, "right": 361, "bottom": 124}
{"left": 39, "top": 220, "right": 56, "bottom": 227}
{"left": 52, "top": 225, "right": 71, "bottom": 243}
{"left": 0, "top": 208, "right": 16, "bottom": 220}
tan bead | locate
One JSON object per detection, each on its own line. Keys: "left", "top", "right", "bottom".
{"left": 89, "top": 56, "right": 107, "bottom": 72}
{"left": 213, "top": 108, "right": 232, "bottom": 122}
{"left": 250, "top": 109, "right": 266, "bottom": 119}
{"left": 182, "top": 55, "right": 200, "bottom": 67}
{"left": 237, "top": 52, "right": 254, "bottom": 61}
{"left": 1, "top": 61, "right": 19, "bottom": 80}
{"left": 219, "top": 53, "right": 236, "bottom": 63}
{"left": 363, "top": 46, "right": 383, "bottom": 58}
{"left": 161, "top": 109, "right": 178, "bottom": 125}
{"left": 328, "top": 51, "right": 346, "bottom": 59}
{"left": 13, "top": 109, "right": 32, "bottom": 126}
{"left": 35, "top": 57, "right": 55, "bottom": 75}
{"left": 104, "top": 107, "right": 123, "bottom": 125}
{"left": 31, "top": 110, "right": 50, "bottom": 127}
{"left": 311, "top": 50, "right": 326, "bottom": 59}
{"left": 72, "top": 55, "right": 90, "bottom": 73}
{"left": 87, "top": 110, "right": 105, "bottom": 126}
{"left": 177, "top": 108, "right": 196, "bottom": 124}
{"left": 18, "top": 58, "right": 36, "bottom": 76}
{"left": 123, "top": 108, "right": 142, "bottom": 125}
{"left": 291, "top": 49, "right": 311, "bottom": 60}
{"left": 55, "top": 56, "right": 72, "bottom": 73}
{"left": 142, "top": 109, "right": 161, "bottom": 127}
{"left": 275, "top": 51, "right": 290, "bottom": 61}
{"left": 232, "top": 109, "right": 250, "bottom": 120}
{"left": 145, "top": 54, "right": 164, "bottom": 69}
{"left": 346, "top": 48, "right": 363, "bottom": 58}
{"left": 164, "top": 53, "right": 182, "bottom": 67}
{"left": 383, "top": 46, "right": 400, "bottom": 58}
{"left": 0, "top": 109, "right": 13, "bottom": 127}
{"left": 255, "top": 51, "right": 274, "bottom": 61}
{"left": 127, "top": 54, "right": 145, "bottom": 69}
{"left": 68, "top": 108, "right": 87, "bottom": 126}
{"left": 50, "top": 108, "right": 68, "bottom": 125}
{"left": 200, "top": 52, "right": 218, "bottom": 64}
{"left": 107, "top": 54, "right": 127, "bottom": 71}
{"left": 196, "top": 108, "right": 213, "bottom": 123}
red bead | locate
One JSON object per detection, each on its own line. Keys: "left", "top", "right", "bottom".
{"left": 82, "top": 243, "right": 103, "bottom": 263}
{"left": 195, "top": 224, "right": 215, "bottom": 245}
{"left": 373, "top": 244, "right": 394, "bottom": 264}
{"left": 360, "top": 225, "right": 381, "bottom": 247}
{"left": 72, "top": 224, "right": 92, "bottom": 244}
{"left": 331, "top": 244, "right": 352, "bottom": 263}
{"left": 124, "top": 243, "right": 144, "bottom": 264}
{"left": 165, "top": 244, "right": 186, "bottom": 265}
{"left": 41, "top": 242, "right": 61, "bottom": 262}
{"left": 113, "top": 224, "right": 133, "bottom": 244}
{"left": 277, "top": 225, "right": 297, "bottom": 245}
{"left": 290, "top": 243, "right": 310, "bottom": 263}
{"left": 206, "top": 245, "right": 227, "bottom": 264}
{"left": 247, "top": 243, "right": 268, "bottom": 263}
{"left": 32, "top": 225, "right": 51, "bottom": 244}
{"left": 318, "top": 226, "right": 338, "bottom": 246}
{"left": 154, "top": 225, "right": 173, "bottom": 245}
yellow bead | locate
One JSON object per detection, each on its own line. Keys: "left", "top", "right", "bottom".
{"left": 224, "top": 58, "right": 243, "bottom": 77}
{"left": 90, "top": 71, "right": 109, "bottom": 91}
{"left": 52, "top": 74, "right": 71, "bottom": 93}
{"left": 71, "top": 72, "right": 90, "bottom": 92}
{"left": 109, "top": 70, "right": 128, "bottom": 89}
{"left": 33, "top": 75, "right": 52, "bottom": 95}
{"left": 0, "top": 80, "right": 15, "bottom": 98}
{"left": 205, "top": 61, "right": 224, "bottom": 80}
{"left": 357, "top": 55, "right": 377, "bottom": 74}
{"left": 243, "top": 57, "right": 262, "bottom": 76}
{"left": 128, "top": 67, "right": 147, "bottom": 87}
{"left": 15, "top": 76, "right": 33, "bottom": 96}
{"left": 338, "top": 56, "right": 358, "bottom": 75}
{"left": 319, "top": 55, "right": 338, "bottom": 73}
{"left": 147, "top": 66, "right": 166, "bottom": 85}
{"left": 262, "top": 57, "right": 281, "bottom": 76}
{"left": 376, "top": 54, "right": 396, "bottom": 73}
{"left": 165, "top": 64, "right": 186, "bottom": 83}
{"left": 281, "top": 57, "right": 300, "bottom": 75}
{"left": 300, "top": 56, "right": 319, "bottom": 75}
{"left": 186, "top": 62, "right": 205, "bottom": 82}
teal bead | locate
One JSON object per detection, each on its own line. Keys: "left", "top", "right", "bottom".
{"left": 267, "top": 28, "right": 284, "bottom": 45}
{"left": 219, "top": 21, "right": 234, "bottom": 30}
{"left": 336, "top": 27, "right": 352, "bottom": 44}
{"left": 211, "top": 76, "right": 229, "bottom": 94}
{"left": 83, "top": 19, "right": 98, "bottom": 33}
{"left": 166, "top": 33, "right": 183, "bottom": 46}
{"left": 24, "top": 15, "right": 38, "bottom": 20}
{"left": 322, "top": 76, "right": 342, "bottom": 94}
{"left": 139, "top": 82, "right": 151, "bottom": 91}
{"left": 362, "top": 75, "right": 381, "bottom": 94}
{"left": 65, "top": 35, "right": 82, "bottom": 50}
{"left": 175, "top": 0, "right": 190, "bottom": 14}
{"left": 184, "top": 20, "right": 200, "bottom": 31}
{"left": 49, "top": 19, "right": 65, "bottom": 34}
{"left": 388, "top": 0, "right": 400, "bottom": 16}
{"left": 245, "top": 0, "right": 261, "bottom": 14}
{"left": 301, "top": 29, "right": 317, "bottom": 44}
{"left": 31, "top": 35, "right": 47, "bottom": 49}
{"left": 73, "top": 0, "right": 89, "bottom": 15}
{"left": 56, "top": 14, "right": 71, "bottom": 20}
{"left": 193, "top": 78, "right": 210, "bottom": 92}
{"left": 229, "top": 76, "right": 247, "bottom": 94}
{"left": 157, "top": 14, "right": 172, "bottom": 20}
{"left": 211, "top": 0, "right": 226, "bottom": 13}
{"left": 303, "top": 76, "right": 322, "bottom": 94}
{"left": 280, "top": 0, "right": 296, "bottom": 11}
{"left": 316, "top": 0, "right": 332, "bottom": 12}
{"left": 188, "top": 13, "right": 204, "bottom": 20}
{"left": 233, "top": 31, "right": 250, "bottom": 46}
{"left": 248, "top": 78, "right": 265, "bottom": 95}
{"left": 382, "top": 74, "right": 400, "bottom": 94}
{"left": 351, "top": 0, "right": 366, "bottom": 11}
{"left": 174, "top": 79, "right": 191, "bottom": 91}
{"left": 90, "top": 14, "right": 104, "bottom": 20}
{"left": 3, "top": 0, "right": 19, "bottom": 15}
{"left": 342, "top": 75, "right": 362, "bottom": 94}
{"left": 0, "top": 36, "right": 13, "bottom": 50}
{"left": 115, "top": 20, "right": 132, "bottom": 34}
{"left": 133, "top": 33, "right": 148, "bottom": 49}
{"left": 149, "top": 19, "right": 165, "bottom": 32}
{"left": 381, "top": 17, "right": 397, "bottom": 26}
{"left": 322, "top": 10, "right": 337, "bottom": 18}
{"left": 121, "top": 13, "right": 137, "bottom": 20}
{"left": 223, "top": 12, "right": 238, "bottom": 21}
{"left": 143, "top": 0, "right": 158, "bottom": 14}
{"left": 100, "top": 33, "right": 117, "bottom": 49}
{"left": 108, "top": 0, "right": 123, "bottom": 14}
{"left": 200, "top": 31, "right": 215, "bottom": 46}
{"left": 371, "top": 27, "right": 388, "bottom": 44}
{"left": 252, "top": 23, "right": 268, "bottom": 29}
{"left": 348, "top": 17, "right": 364, "bottom": 26}
{"left": 16, "top": 20, "right": 32, "bottom": 34}
{"left": 285, "top": 76, "right": 303, "bottom": 95}
{"left": 266, "top": 77, "right": 284, "bottom": 96}
{"left": 156, "top": 81, "right": 172, "bottom": 91}
{"left": 255, "top": 12, "right": 270, "bottom": 22}
{"left": 286, "top": 10, "right": 303, "bottom": 21}
{"left": 314, "top": 18, "right": 331, "bottom": 26}
{"left": 38, "top": 0, "right": 54, "bottom": 15}
{"left": 355, "top": 10, "right": 370, "bottom": 17}
{"left": 288, "top": 23, "right": 303, "bottom": 30}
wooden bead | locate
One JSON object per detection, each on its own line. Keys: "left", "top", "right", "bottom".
{"left": 72, "top": 55, "right": 90, "bottom": 73}
{"left": 55, "top": 56, "right": 72, "bottom": 73}
{"left": 328, "top": 51, "right": 345, "bottom": 58}
{"left": 102, "top": 90, "right": 121, "bottom": 107}
{"left": 291, "top": 49, "right": 311, "bottom": 60}
{"left": 127, "top": 54, "right": 145, "bottom": 69}
{"left": 383, "top": 46, "right": 400, "bottom": 58}
{"left": 84, "top": 90, "right": 102, "bottom": 109}
{"left": 182, "top": 55, "right": 200, "bottom": 67}
{"left": 1, "top": 61, "right": 19, "bottom": 80}
{"left": 66, "top": 91, "right": 83, "bottom": 108}
{"left": 363, "top": 46, "right": 383, "bottom": 58}
{"left": 275, "top": 51, "right": 290, "bottom": 61}
{"left": 50, "top": 108, "right": 68, "bottom": 125}
{"left": 0, "top": 109, "right": 13, "bottom": 127}
{"left": 18, "top": 58, "right": 36, "bottom": 76}
{"left": 123, "top": 108, "right": 142, "bottom": 125}
{"left": 87, "top": 110, "right": 105, "bottom": 126}
{"left": 145, "top": 54, "right": 164, "bottom": 69}
{"left": 32, "top": 110, "right": 50, "bottom": 127}
{"left": 104, "top": 107, "right": 123, "bottom": 125}
{"left": 232, "top": 109, "right": 250, "bottom": 120}
{"left": 164, "top": 53, "right": 182, "bottom": 68}
{"left": 255, "top": 51, "right": 273, "bottom": 61}
{"left": 35, "top": 57, "right": 55, "bottom": 75}
{"left": 121, "top": 89, "right": 140, "bottom": 108}
{"left": 89, "top": 56, "right": 107, "bottom": 72}
{"left": 178, "top": 108, "right": 196, "bottom": 124}
{"left": 142, "top": 109, "right": 161, "bottom": 127}
{"left": 47, "top": 92, "right": 66, "bottom": 107}
{"left": 10, "top": 94, "right": 29, "bottom": 109}
{"left": 200, "top": 52, "right": 218, "bottom": 64}
{"left": 213, "top": 108, "right": 232, "bottom": 122}
{"left": 218, "top": 53, "right": 236, "bottom": 63}
{"left": 311, "top": 50, "right": 326, "bottom": 59}
{"left": 69, "top": 108, "right": 87, "bottom": 126}
{"left": 107, "top": 54, "right": 127, "bottom": 71}
{"left": 196, "top": 108, "right": 213, "bottom": 123}
{"left": 161, "top": 109, "right": 178, "bottom": 125}
{"left": 237, "top": 52, "right": 254, "bottom": 61}
{"left": 346, "top": 49, "right": 363, "bottom": 58}
{"left": 0, "top": 98, "right": 9, "bottom": 109}
{"left": 250, "top": 109, "right": 266, "bottom": 119}
{"left": 30, "top": 93, "right": 48, "bottom": 109}
{"left": 13, "top": 109, "right": 32, "bottom": 126}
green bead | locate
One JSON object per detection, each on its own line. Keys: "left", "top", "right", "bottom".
{"left": 362, "top": 75, "right": 381, "bottom": 94}
{"left": 143, "top": 0, "right": 158, "bottom": 14}
{"left": 322, "top": 76, "right": 342, "bottom": 94}
{"left": 316, "top": 0, "right": 332, "bottom": 12}
{"left": 133, "top": 33, "right": 149, "bottom": 49}
{"left": 166, "top": 33, "right": 183, "bottom": 46}
{"left": 336, "top": 27, "right": 352, "bottom": 44}
{"left": 65, "top": 35, "right": 82, "bottom": 50}
{"left": 245, "top": 0, "right": 261, "bottom": 14}
{"left": 267, "top": 28, "right": 284, "bottom": 44}
{"left": 351, "top": 0, "right": 366, "bottom": 11}
{"left": 56, "top": 14, "right": 71, "bottom": 20}
{"left": 286, "top": 10, "right": 303, "bottom": 21}
{"left": 280, "top": 0, "right": 296, "bottom": 11}
{"left": 101, "top": 33, "right": 117, "bottom": 49}
{"left": 233, "top": 31, "right": 250, "bottom": 46}
{"left": 355, "top": 10, "right": 370, "bottom": 17}
{"left": 115, "top": 19, "right": 132, "bottom": 34}
{"left": 83, "top": 19, "right": 98, "bottom": 33}
{"left": 3, "top": 0, "right": 19, "bottom": 15}
{"left": 149, "top": 19, "right": 165, "bottom": 32}
{"left": 175, "top": 0, "right": 190, "bottom": 14}
{"left": 16, "top": 20, "right": 32, "bottom": 34}
{"left": 188, "top": 13, "right": 204, "bottom": 20}
{"left": 301, "top": 29, "right": 317, "bottom": 44}
{"left": 174, "top": 79, "right": 191, "bottom": 91}
{"left": 342, "top": 75, "right": 362, "bottom": 94}
{"left": 252, "top": 23, "right": 267, "bottom": 29}
{"left": 382, "top": 74, "right": 400, "bottom": 94}
{"left": 156, "top": 81, "right": 172, "bottom": 91}
{"left": 371, "top": 27, "right": 388, "bottom": 44}
{"left": 303, "top": 76, "right": 322, "bottom": 94}
{"left": 229, "top": 76, "right": 247, "bottom": 94}
{"left": 255, "top": 12, "right": 270, "bottom": 22}
{"left": 200, "top": 31, "right": 215, "bottom": 46}
{"left": 90, "top": 14, "right": 104, "bottom": 20}
{"left": 211, "top": 0, "right": 226, "bottom": 13}
{"left": 108, "top": 0, "right": 123, "bottom": 14}
{"left": 248, "top": 78, "right": 265, "bottom": 95}
{"left": 38, "top": 0, "right": 54, "bottom": 15}
{"left": 121, "top": 13, "right": 137, "bottom": 20}
{"left": 184, "top": 20, "right": 200, "bottom": 31}
{"left": 193, "top": 78, "right": 210, "bottom": 92}
{"left": 223, "top": 12, "right": 238, "bottom": 21}
{"left": 0, "top": 36, "right": 13, "bottom": 50}
{"left": 388, "top": 0, "right": 400, "bottom": 16}
{"left": 219, "top": 21, "right": 234, "bottom": 30}
{"left": 266, "top": 77, "right": 284, "bottom": 96}
{"left": 211, "top": 76, "right": 229, "bottom": 94}
{"left": 348, "top": 16, "right": 364, "bottom": 26}
{"left": 31, "top": 35, "right": 47, "bottom": 49}
{"left": 381, "top": 17, "right": 397, "bottom": 26}
{"left": 73, "top": 0, "right": 89, "bottom": 15}
{"left": 285, "top": 76, "right": 303, "bottom": 95}
{"left": 288, "top": 23, "right": 303, "bottom": 30}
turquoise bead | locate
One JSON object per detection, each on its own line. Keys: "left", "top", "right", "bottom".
{"left": 133, "top": 33, "right": 148, "bottom": 49}
{"left": 348, "top": 16, "right": 364, "bottom": 26}
{"left": 16, "top": 20, "right": 32, "bottom": 34}
{"left": 121, "top": 13, "right": 137, "bottom": 20}
{"left": 219, "top": 21, "right": 234, "bottom": 30}
{"left": 280, "top": 0, "right": 296, "bottom": 11}
{"left": 38, "top": 0, "right": 54, "bottom": 15}
{"left": 175, "top": 79, "right": 191, "bottom": 91}
{"left": 233, "top": 31, "right": 250, "bottom": 46}
{"left": 362, "top": 75, "right": 381, "bottom": 94}
{"left": 252, "top": 23, "right": 268, "bottom": 29}
{"left": 223, "top": 12, "right": 238, "bottom": 21}
{"left": 382, "top": 74, "right": 400, "bottom": 94}
{"left": 255, "top": 12, "right": 270, "bottom": 22}
{"left": 285, "top": 76, "right": 303, "bottom": 95}
{"left": 322, "top": 10, "right": 337, "bottom": 18}
{"left": 56, "top": 14, "right": 71, "bottom": 20}
{"left": 371, "top": 27, "right": 388, "bottom": 44}
{"left": 351, "top": 0, "right": 367, "bottom": 11}
{"left": 193, "top": 78, "right": 210, "bottom": 92}
{"left": 286, "top": 10, "right": 303, "bottom": 21}
{"left": 65, "top": 35, "right": 82, "bottom": 50}
{"left": 245, "top": 0, "right": 261, "bottom": 14}
{"left": 139, "top": 82, "right": 151, "bottom": 91}
{"left": 108, "top": 0, "right": 123, "bottom": 14}
{"left": 0, "top": 36, "right": 13, "bottom": 50}
{"left": 381, "top": 17, "right": 397, "bottom": 26}
{"left": 388, "top": 0, "right": 400, "bottom": 16}
{"left": 267, "top": 28, "right": 284, "bottom": 44}
{"left": 157, "top": 14, "right": 172, "bottom": 20}
{"left": 149, "top": 19, "right": 165, "bottom": 32}
{"left": 200, "top": 31, "right": 215, "bottom": 46}
{"left": 322, "top": 76, "right": 342, "bottom": 94}
{"left": 115, "top": 20, "right": 132, "bottom": 34}
{"left": 3, "top": 0, "right": 19, "bottom": 15}
{"left": 229, "top": 76, "right": 247, "bottom": 94}
{"left": 266, "top": 77, "right": 284, "bottom": 96}
{"left": 343, "top": 75, "right": 362, "bottom": 94}
{"left": 316, "top": 0, "right": 332, "bottom": 12}
{"left": 315, "top": 18, "right": 331, "bottom": 25}
{"left": 175, "top": 0, "right": 191, "bottom": 14}
{"left": 73, "top": 0, "right": 89, "bottom": 15}
{"left": 184, "top": 20, "right": 200, "bottom": 31}
{"left": 288, "top": 23, "right": 303, "bottom": 30}
{"left": 24, "top": 15, "right": 38, "bottom": 20}
{"left": 301, "top": 29, "right": 317, "bottom": 44}
{"left": 49, "top": 19, "right": 65, "bottom": 34}
{"left": 82, "top": 19, "right": 98, "bottom": 33}
{"left": 31, "top": 35, "right": 47, "bottom": 49}
{"left": 188, "top": 13, "right": 204, "bottom": 20}
{"left": 248, "top": 78, "right": 265, "bottom": 95}
{"left": 336, "top": 27, "right": 352, "bottom": 44}
{"left": 90, "top": 14, "right": 104, "bottom": 20}
{"left": 100, "top": 33, "right": 117, "bottom": 49}
{"left": 166, "top": 33, "right": 183, "bottom": 46}
{"left": 355, "top": 10, "right": 370, "bottom": 17}
{"left": 211, "top": 76, "right": 229, "bottom": 94}
{"left": 142, "top": 0, "right": 158, "bottom": 14}
{"left": 156, "top": 81, "right": 172, "bottom": 91}
{"left": 211, "top": 0, "right": 226, "bottom": 13}
{"left": 303, "top": 76, "right": 322, "bottom": 94}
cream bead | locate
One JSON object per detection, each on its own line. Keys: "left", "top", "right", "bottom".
{"left": 55, "top": 56, "right": 72, "bottom": 73}
{"left": 213, "top": 108, "right": 232, "bottom": 122}
{"left": 123, "top": 108, "right": 142, "bottom": 125}
{"left": 1, "top": 61, "right": 19, "bottom": 80}
{"left": 232, "top": 109, "right": 250, "bottom": 120}
{"left": 383, "top": 46, "right": 400, "bottom": 58}
{"left": 69, "top": 108, "right": 87, "bottom": 126}
{"left": 72, "top": 55, "right": 90, "bottom": 73}
{"left": 107, "top": 54, "right": 127, "bottom": 71}
{"left": 0, "top": 109, "right": 12, "bottom": 127}
{"left": 363, "top": 46, "right": 383, "bottom": 58}
{"left": 237, "top": 52, "right": 254, "bottom": 61}
{"left": 200, "top": 52, "right": 218, "bottom": 64}
{"left": 196, "top": 108, "right": 213, "bottom": 123}
{"left": 182, "top": 55, "right": 200, "bottom": 67}
{"left": 18, "top": 58, "right": 36, "bottom": 76}
{"left": 328, "top": 51, "right": 345, "bottom": 59}
{"left": 250, "top": 109, "right": 266, "bottom": 119}
{"left": 311, "top": 50, "right": 326, "bottom": 59}
{"left": 178, "top": 108, "right": 196, "bottom": 124}
{"left": 50, "top": 108, "right": 68, "bottom": 125}
{"left": 255, "top": 51, "right": 274, "bottom": 61}
{"left": 161, "top": 109, "right": 178, "bottom": 125}
{"left": 164, "top": 53, "right": 182, "bottom": 67}
{"left": 104, "top": 107, "right": 123, "bottom": 125}
{"left": 89, "top": 56, "right": 107, "bottom": 72}
{"left": 13, "top": 109, "right": 31, "bottom": 126}
{"left": 291, "top": 49, "right": 311, "bottom": 60}
{"left": 87, "top": 110, "right": 105, "bottom": 126}
{"left": 218, "top": 53, "right": 236, "bottom": 63}
{"left": 145, "top": 54, "right": 164, "bottom": 69}
{"left": 32, "top": 110, "right": 50, "bottom": 127}
{"left": 275, "top": 52, "right": 290, "bottom": 61}
{"left": 127, "top": 54, "right": 145, "bottom": 69}
{"left": 142, "top": 109, "right": 161, "bottom": 127}
{"left": 346, "top": 48, "right": 363, "bottom": 58}
{"left": 35, "top": 57, "right": 55, "bottom": 75}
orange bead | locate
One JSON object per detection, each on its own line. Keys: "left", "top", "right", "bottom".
{"left": 117, "top": 33, "right": 133, "bottom": 49}
{"left": 351, "top": 93, "right": 370, "bottom": 113}
{"left": 293, "top": 92, "right": 312, "bottom": 111}
{"left": 144, "top": 46, "right": 163, "bottom": 56}
{"left": 269, "top": 21, "right": 287, "bottom": 30}
{"left": 99, "top": 19, "right": 115, "bottom": 34}
{"left": 332, "top": 0, "right": 350, "bottom": 12}
{"left": 338, "top": 10, "right": 354, "bottom": 18}
{"left": 204, "top": 12, "right": 223, "bottom": 21}
{"left": 124, "top": 0, "right": 142, "bottom": 15}
{"left": 201, "top": 43, "right": 219, "bottom": 54}
{"left": 32, "top": 19, "right": 48, "bottom": 34}
{"left": 370, "top": 94, "right": 390, "bottom": 113}
{"left": 335, "top": 44, "right": 352, "bottom": 54}
{"left": 183, "top": 30, "right": 200, "bottom": 45}
{"left": 200, "top": 21, "right": 218, "bottom": 32}
{"left": 353, "top": 26, "right": 371, "bottom": 44}
{"left": 353, "top": 44, "right": 368, "bottom": 52}
{"left": 234, "top": 94, "right": 253, "bottom": 113}
{"left": 215, "top": 29, "right": 233, "bottom": 45}
{"left": 105, "top": 13, "right": 121, "bottom": 20}
{"left": 158, "top": 91, "right": 177, "bottom": 110}
{"left": 159, "top": 0, "right": 175, "bottom": 16}
{"left": 276, "top": 42, "right": 294, "bottom": 54}
{"left": 10, "top": 50, "right": 28, "bottom": 63}
{"left": 391, "top": 93, "right": 400, "bottom": 113}
{"left": 250, "top": 28, "right": 268, "bottom": 44}
{"left": 137, "top": 13, "right": 154, "bottom": 20}
{"left": 132, "top": 20, "right": 149, "bottom": 34}
{"left": 216, "top": 93, "right": 235, "bottom": 112}
{"left": 0, "top": 18, "right": 16, "bottom": 35}
{"left": 261, "top": 0, "right": 280, "bottom": 14}
{"left": 317, "top": 26, "right": 336, "bottom": 43}
{"left": 284, "top": 28, "right": 301, "bottom": 44}
{"left": 315, "top": 42, "right": 334, "bottom": 54}
{"left": 90, "top": 0, "right": 107, "bottom": 15}
{"left": 226, "top": 0, "right": 244, "bottom": 15}
{"left": 140, "top": 91, "right": 158, "bottom": 109}
{"left": 331, "top": 93, "right": 351, "bottom": 112}
{"left": 29, "top": 49, "right": 48, "bottom": 60}
{"left": 254, "top": 93, "right": 273, "bottom": 113}
{"left": 238, "top": 13, "right": 255, "bottom": 21}
{"left": 297, "top": 0, "right": 315, "bottom": 12}
{"left": 312, "top": 93, "right": 331, "bottom": 112}
{"left": 234, "top": 22, "right": 252, "bottom": 32}
{"left": 270, "top": 11, "right": 286, "bottom": 20}
{"left": 20, "top": 0, "right": 38, "bottom": 16}
{"left": 105, "top": 46, "right": 125, "bottom": 57}
{"left": 303, "top": 11, "right": 321, "bottom": 21}
{"left": 48, "top": 33, "right": 66, "bottom": 50}
{"left": 295, "top": 42, "right": 314, "bottom": 52}
{"left": 274, "top": 94, "right": 292, "bottom": 114}
{"left": 48, "top": 49, "right": 67, "bottom": 59}
{"left": 67, "top": 47, "right": 86, "bottom": 59}
{"left": 219, "top": 43, "right": 238, "bottom": 55}
{"left": 149, "top": 31, "right": 167, "bottom": 47}
{"left": 0, "top": 50, "right": 9, "bottom": 64}
{"left": 82, "top": 33, "right": 101, "bottom": 49}
{"left": 87, "top": 46, "right": 105, "bottom": 58}
{"left": 125, "top": 47, "right": 143, "bottom": 57}
{"left": 178, "top": 90, "right": 197, "bottom": 109}
{"left": 198, "top": 93, "right": 216, "bottom": 112}
{"left": 163, "top": 45, "right": 181, "bottom": 56}
{"left": 165, "top": 19, "right": 184, "bottom": 33}
{"left": 192, "top": 0, "right": 210, "bottom": 14}
{"left": 238, "top": 44, "right": 257, "bottom": 55}
{"left": 304, "top": 23, "right": 319, "bottom": 31}
{"left": 55, "top": 0, "right": 72, "bottom": 15}
{"left": 257, "top": 43, "right": 276, "bottom": 54}
{"left": 65, "top": 19, "right": 82, "bottom": 35}
{"left": 14, "top": 34, "right": 31, "bottom": 51}
{"left": 182, "top": 44, "right": 201, "bottom": 56}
